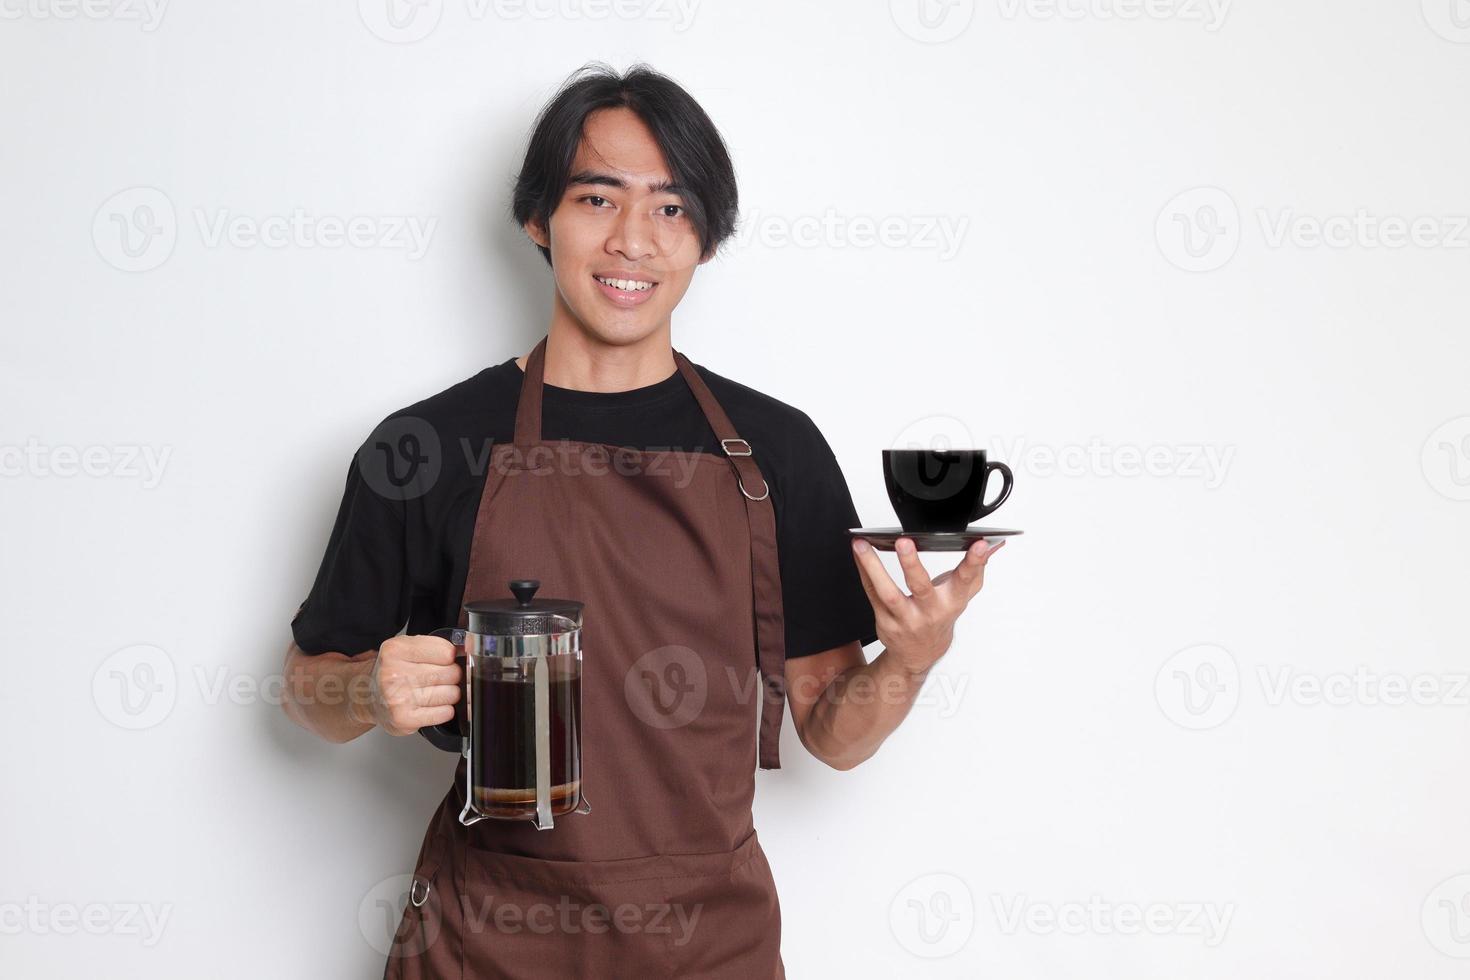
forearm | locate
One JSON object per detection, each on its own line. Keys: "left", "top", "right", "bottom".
{"left": 796, "top": 648, "right": 933, "bottom": 770}
{"left": 280, "top": 643, "right": 379, "bottom": 744}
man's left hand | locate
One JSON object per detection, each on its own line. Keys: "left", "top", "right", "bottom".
{"left": 850, "top": 536, "right": 1005, "bottom": 676}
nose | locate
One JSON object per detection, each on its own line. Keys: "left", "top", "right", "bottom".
{"left": 606, "top": 206, "right": 656, "bottom": 262}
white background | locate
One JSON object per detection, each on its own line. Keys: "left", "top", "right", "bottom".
{"left": 3, "top": 1, "right": 1470, "bottom": 977}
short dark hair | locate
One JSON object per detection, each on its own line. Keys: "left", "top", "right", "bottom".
{"left": 510, "top": 62, "right": 738, "bottom": 267}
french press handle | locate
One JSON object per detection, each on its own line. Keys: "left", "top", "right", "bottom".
{"left": 422, "top": 627, "right": 468, "bottom": 753}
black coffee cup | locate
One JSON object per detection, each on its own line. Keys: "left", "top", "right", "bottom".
{"left": 883, "top": 449, "right": 1014, "bottom": 533}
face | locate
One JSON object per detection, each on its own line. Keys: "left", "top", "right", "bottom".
{"left": 524, "top": 107, "right": 709, "bottom": 347}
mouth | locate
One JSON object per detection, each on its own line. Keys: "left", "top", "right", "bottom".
{"left": 592, "top": 273, "right": 659, "bottom": 307}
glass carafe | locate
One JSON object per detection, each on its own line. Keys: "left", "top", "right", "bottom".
{"left": 428, "top": 579, "right": 590, "bottom": 830}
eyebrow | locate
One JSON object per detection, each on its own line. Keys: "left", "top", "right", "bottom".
{"left": 566, "top": 170, "right": 687, "bottom": 196}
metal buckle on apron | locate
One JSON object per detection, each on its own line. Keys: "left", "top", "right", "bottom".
{"left": 409, "top": 877, "right": 431, "bottom": 908}
{"left": 737, "top": 475, "right": 770, "bottom": 501}
{"left": 720, "top": 439, "right": 770, "bottom": 501}
{"left": 409, "top": 829, "right": 447, "bottom": 908}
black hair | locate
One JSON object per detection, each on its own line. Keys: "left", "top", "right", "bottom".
{"left": 510, "top": 62, "right": 738, "bottom": 267}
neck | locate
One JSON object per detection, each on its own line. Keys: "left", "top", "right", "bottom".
{"left": 518, "top": 300, "right": 676, "bottom": 393}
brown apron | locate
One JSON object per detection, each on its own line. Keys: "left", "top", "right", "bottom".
{"left": 384, "top": 335, "right": 789, "bottom": 979}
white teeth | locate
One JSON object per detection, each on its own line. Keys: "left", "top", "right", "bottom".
{"left": 595, "top": 276, "right": 654, "bottom": 292}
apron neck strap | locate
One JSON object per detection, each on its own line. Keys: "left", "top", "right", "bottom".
{"left": 670, "top": 351, "right": 740, "bottom": 445}
{"left": 513, "top": 335, "right": 549, "bottom": 445}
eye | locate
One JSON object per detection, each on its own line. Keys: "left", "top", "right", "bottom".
{"left": 580, "top": 195, "right": 611, "bottom": 208}
{"left": 659, "top": 205, "right": 685, "bottom": 219}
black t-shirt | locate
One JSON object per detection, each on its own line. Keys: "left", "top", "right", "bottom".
{"left": 291, "top": 355, "right": 878, "bottom": 660}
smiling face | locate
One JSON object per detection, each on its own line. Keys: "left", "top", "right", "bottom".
{"left": 523, "top": 107, "right": 710, "bottom": 349}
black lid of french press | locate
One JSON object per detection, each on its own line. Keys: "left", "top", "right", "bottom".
{"left": 463, "top": 579, "right": 583, "bottom": 635}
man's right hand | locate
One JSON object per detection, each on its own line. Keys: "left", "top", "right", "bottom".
{"left": 358, "top": 634, "right": 462, "bottom": 736}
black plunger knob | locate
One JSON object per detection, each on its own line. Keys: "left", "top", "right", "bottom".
{"left": 509, "top": 579, "right": 540, "bottom": 607}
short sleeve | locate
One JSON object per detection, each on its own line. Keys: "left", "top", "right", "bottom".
{"left": 290, "top": 448, "right": 412, "bottom": 655}
{"left": 774, "top": 415, "right": 880, "bottom": 659}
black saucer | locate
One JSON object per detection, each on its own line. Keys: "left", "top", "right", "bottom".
{"left": 848, "top": 526, "right": 1023, "bottom": 552}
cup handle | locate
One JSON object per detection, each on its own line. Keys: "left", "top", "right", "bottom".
{"left": 972, "top": 461, "right": 1014, "bottom": 522}
{"left": 422, "top": 627, "right": 468, "bottom": 751}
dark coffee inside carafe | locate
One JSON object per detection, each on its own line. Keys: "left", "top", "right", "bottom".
{"left": 470, "top": 669, "right": 582, "bottom": 819}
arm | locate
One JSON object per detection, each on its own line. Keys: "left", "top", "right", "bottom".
{"left": 786, "top": 536, "right": 1004, "bottom": 770}
{"left": 280, "top": 636, "right": 461, "bottom": 744}
{"left": 280, "top": 642, "right": 378, "bottom": 744}
{"left": 785, "top": 641, "right": 922, "bottom": 770}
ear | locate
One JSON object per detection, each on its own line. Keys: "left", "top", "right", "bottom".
{"left": 523, "top": 214, "right": 550, "bottom": 249}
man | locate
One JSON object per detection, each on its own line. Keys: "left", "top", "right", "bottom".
{"left": 281, "top": 62, "right": 1003, "bottom": 978}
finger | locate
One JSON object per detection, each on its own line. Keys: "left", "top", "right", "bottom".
{"left": 398, "top": 704, "right": 456, "bottom": 732}
{"left": 894, "top": 537, "right": 936, "bottom": 601}
{"left": 401, "top": 636, "right": 458, "bottom": 665}
{"left": 851, "top": 539, "right": 906, "bottom": 610}
{"left": 948, "top": 539, "right": 1004, "bottom": 597}
{"left": 411, "top": 684, "right": 462, "bottom": 709}
{"left": 414, "top": 664, "right": 462, "bottom": 688}
{"left": 378, "top": 667, "right": 458, "bottom": 703}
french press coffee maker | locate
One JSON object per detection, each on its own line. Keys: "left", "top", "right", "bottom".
{"left": 428, "top": 579, "right": 591, "bottom": 830}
